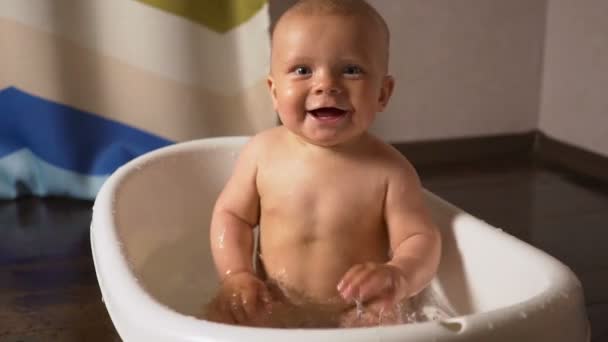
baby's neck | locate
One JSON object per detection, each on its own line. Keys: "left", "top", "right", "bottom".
{"left": 286, "top": 130, "right": 372, "bottom": 156}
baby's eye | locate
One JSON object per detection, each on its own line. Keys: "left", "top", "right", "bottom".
{"left": 343, "top": 65, "right": 363, "bottom": 76}
{"left": 293, "top": 66, "right": 312, "bottom": 76}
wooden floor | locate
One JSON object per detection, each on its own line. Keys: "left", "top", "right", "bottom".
{"left": 1, "top": 158, "right": 606, "bottom": 341}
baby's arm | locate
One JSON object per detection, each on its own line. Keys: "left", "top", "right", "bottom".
{"left": 210, "top": 138, "right": 260, "bottom": 278}
{"left": 384, "top": 157, "right": 441, "bottom": 296}
{"left": 209, "top": 137, "right": 271, "bottom": 324}
{"left": 338, "top": 156, "right": 441, "bottom": 307}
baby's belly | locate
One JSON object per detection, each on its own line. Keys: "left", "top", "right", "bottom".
{"left": 259, "top": 232, "right": 389, "bottom": 305}
{"left": 262, "top": 246, "right": 347, "bottom": 302}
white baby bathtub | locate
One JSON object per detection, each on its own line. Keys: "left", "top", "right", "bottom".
{"left": 91, "top": 137, "right": 590, "bottom": 342}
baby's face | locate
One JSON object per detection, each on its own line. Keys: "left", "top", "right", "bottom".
{"left": 268, "top": 13, "right": 393, "bottom": 147}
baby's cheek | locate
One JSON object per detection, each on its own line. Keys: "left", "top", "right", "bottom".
{"left": 282, "top": 86, "right": 297, "bottom": 98}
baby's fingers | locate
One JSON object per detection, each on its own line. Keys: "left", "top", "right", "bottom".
{"left": 207, "top": 297, "right": 236, "bottom": 324}
{"left": 258, "top": 286, "right": 273, "bottom": 310}
{"left": 356, "top": 274, "right": 397, "bottom": 305}
{"left": 337, "top": 264, "right": 375, "bottom": 300}
{"left": 228, "top": 293, "right": 248, "bottom": 324}
{"left": 240, "top": 286, "right": 265, "bottom": 319}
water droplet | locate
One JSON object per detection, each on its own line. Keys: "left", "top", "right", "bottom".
{"left": 487, "top": 322, "right": 494, "bottom": 330}
{"left": 217, "top": 230, "right": 226, "bottom": 248}
{"left": 519, "top": 311, "right": 527, "bottom": 319}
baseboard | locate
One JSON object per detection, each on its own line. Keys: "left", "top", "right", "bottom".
{"left": 392, "top": 132, "right": 536, "bottom": 166}
{"left": 534, "top": 133, "right": 608, "bottom": 184}
{"left": 391, "top": 131, "right": 608, "bottom": 184}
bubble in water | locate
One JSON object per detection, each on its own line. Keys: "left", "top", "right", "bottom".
{"left": 519, "top": 311, "right": 528, "bottom": 319}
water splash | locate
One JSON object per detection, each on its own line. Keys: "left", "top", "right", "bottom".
{"left": 354, "top": 298, "right": 365, "bottom": 319}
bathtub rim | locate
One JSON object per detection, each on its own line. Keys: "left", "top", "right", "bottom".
{"left": 90, "top": 136, "right": 590, "bottom": 341}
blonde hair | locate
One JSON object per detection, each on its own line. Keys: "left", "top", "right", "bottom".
{"left": 271, "top": 0, "right": 390, "bottom": 57}
{"left": 270, "top": 0, "right": 390, "bottom": 42}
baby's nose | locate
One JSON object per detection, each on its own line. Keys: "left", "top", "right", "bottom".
{"left": 314, "top": 73, "right": 342, "bottom": 95}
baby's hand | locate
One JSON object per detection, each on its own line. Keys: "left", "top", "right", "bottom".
{"left": 208, "top": 272, "right": 272, "bottom": 326}
{"left": 337, "top": 263, "right": 409, "bottom": 309}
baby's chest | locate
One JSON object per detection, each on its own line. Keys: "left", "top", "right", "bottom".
{"left": 258, "top": 164, "right": 386, "bottom": 223}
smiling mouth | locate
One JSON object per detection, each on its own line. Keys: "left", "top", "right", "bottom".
{"left": 308, "top": 107, "right": 348, "bottom": 120}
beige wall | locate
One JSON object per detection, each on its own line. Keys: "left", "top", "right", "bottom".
{"left": 269, "top": 0, "right": 547, "bottom": 142}
{"left": 539, "top": 1, "right": 608, "bottom": 157}
{"left": 370, "top": 0, "right": 546, "bottom": 142}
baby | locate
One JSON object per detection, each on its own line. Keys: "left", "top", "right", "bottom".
{"left": 206, "top": 0, "right": 441, "bottom": 328}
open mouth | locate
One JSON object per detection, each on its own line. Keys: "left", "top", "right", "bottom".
{"left": 308, "top": 107, "right": 348, "bottom": 121}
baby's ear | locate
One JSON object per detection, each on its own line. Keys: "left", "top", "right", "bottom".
{"left": 267, "top": 75, "right": 279, "bottom": 110}
{"left": 377, "top": 75, "right": 395, "bottom": 112}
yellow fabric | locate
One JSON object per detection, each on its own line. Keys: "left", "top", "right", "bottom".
{"left": 136, "top": 0, "right": 267, "bottom": 33}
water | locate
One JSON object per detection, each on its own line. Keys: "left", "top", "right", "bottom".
{"left": 354, "top": 298, "right": 365, "bottom": 319}
{"left": 202, "top": 280, "right": 453, "bottom": 328}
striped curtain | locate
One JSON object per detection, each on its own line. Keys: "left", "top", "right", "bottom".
{"left": 0, "top": 0, "right": 274, "bottom": 199}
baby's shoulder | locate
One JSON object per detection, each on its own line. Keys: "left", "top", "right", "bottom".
{"left": 365, "top": 136, "right": 411, "bottom": 166}
{"left": 246, "top": 127, "right": 281, "bottom": 149}
{"left": 242, "top": 127, "right": 287, "bottom": 159}
{"left": 364, "top": 136, "right": 418, "bottom": 180}
{"left": 250, "top": 126, "right": 287, "bottom": 145}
